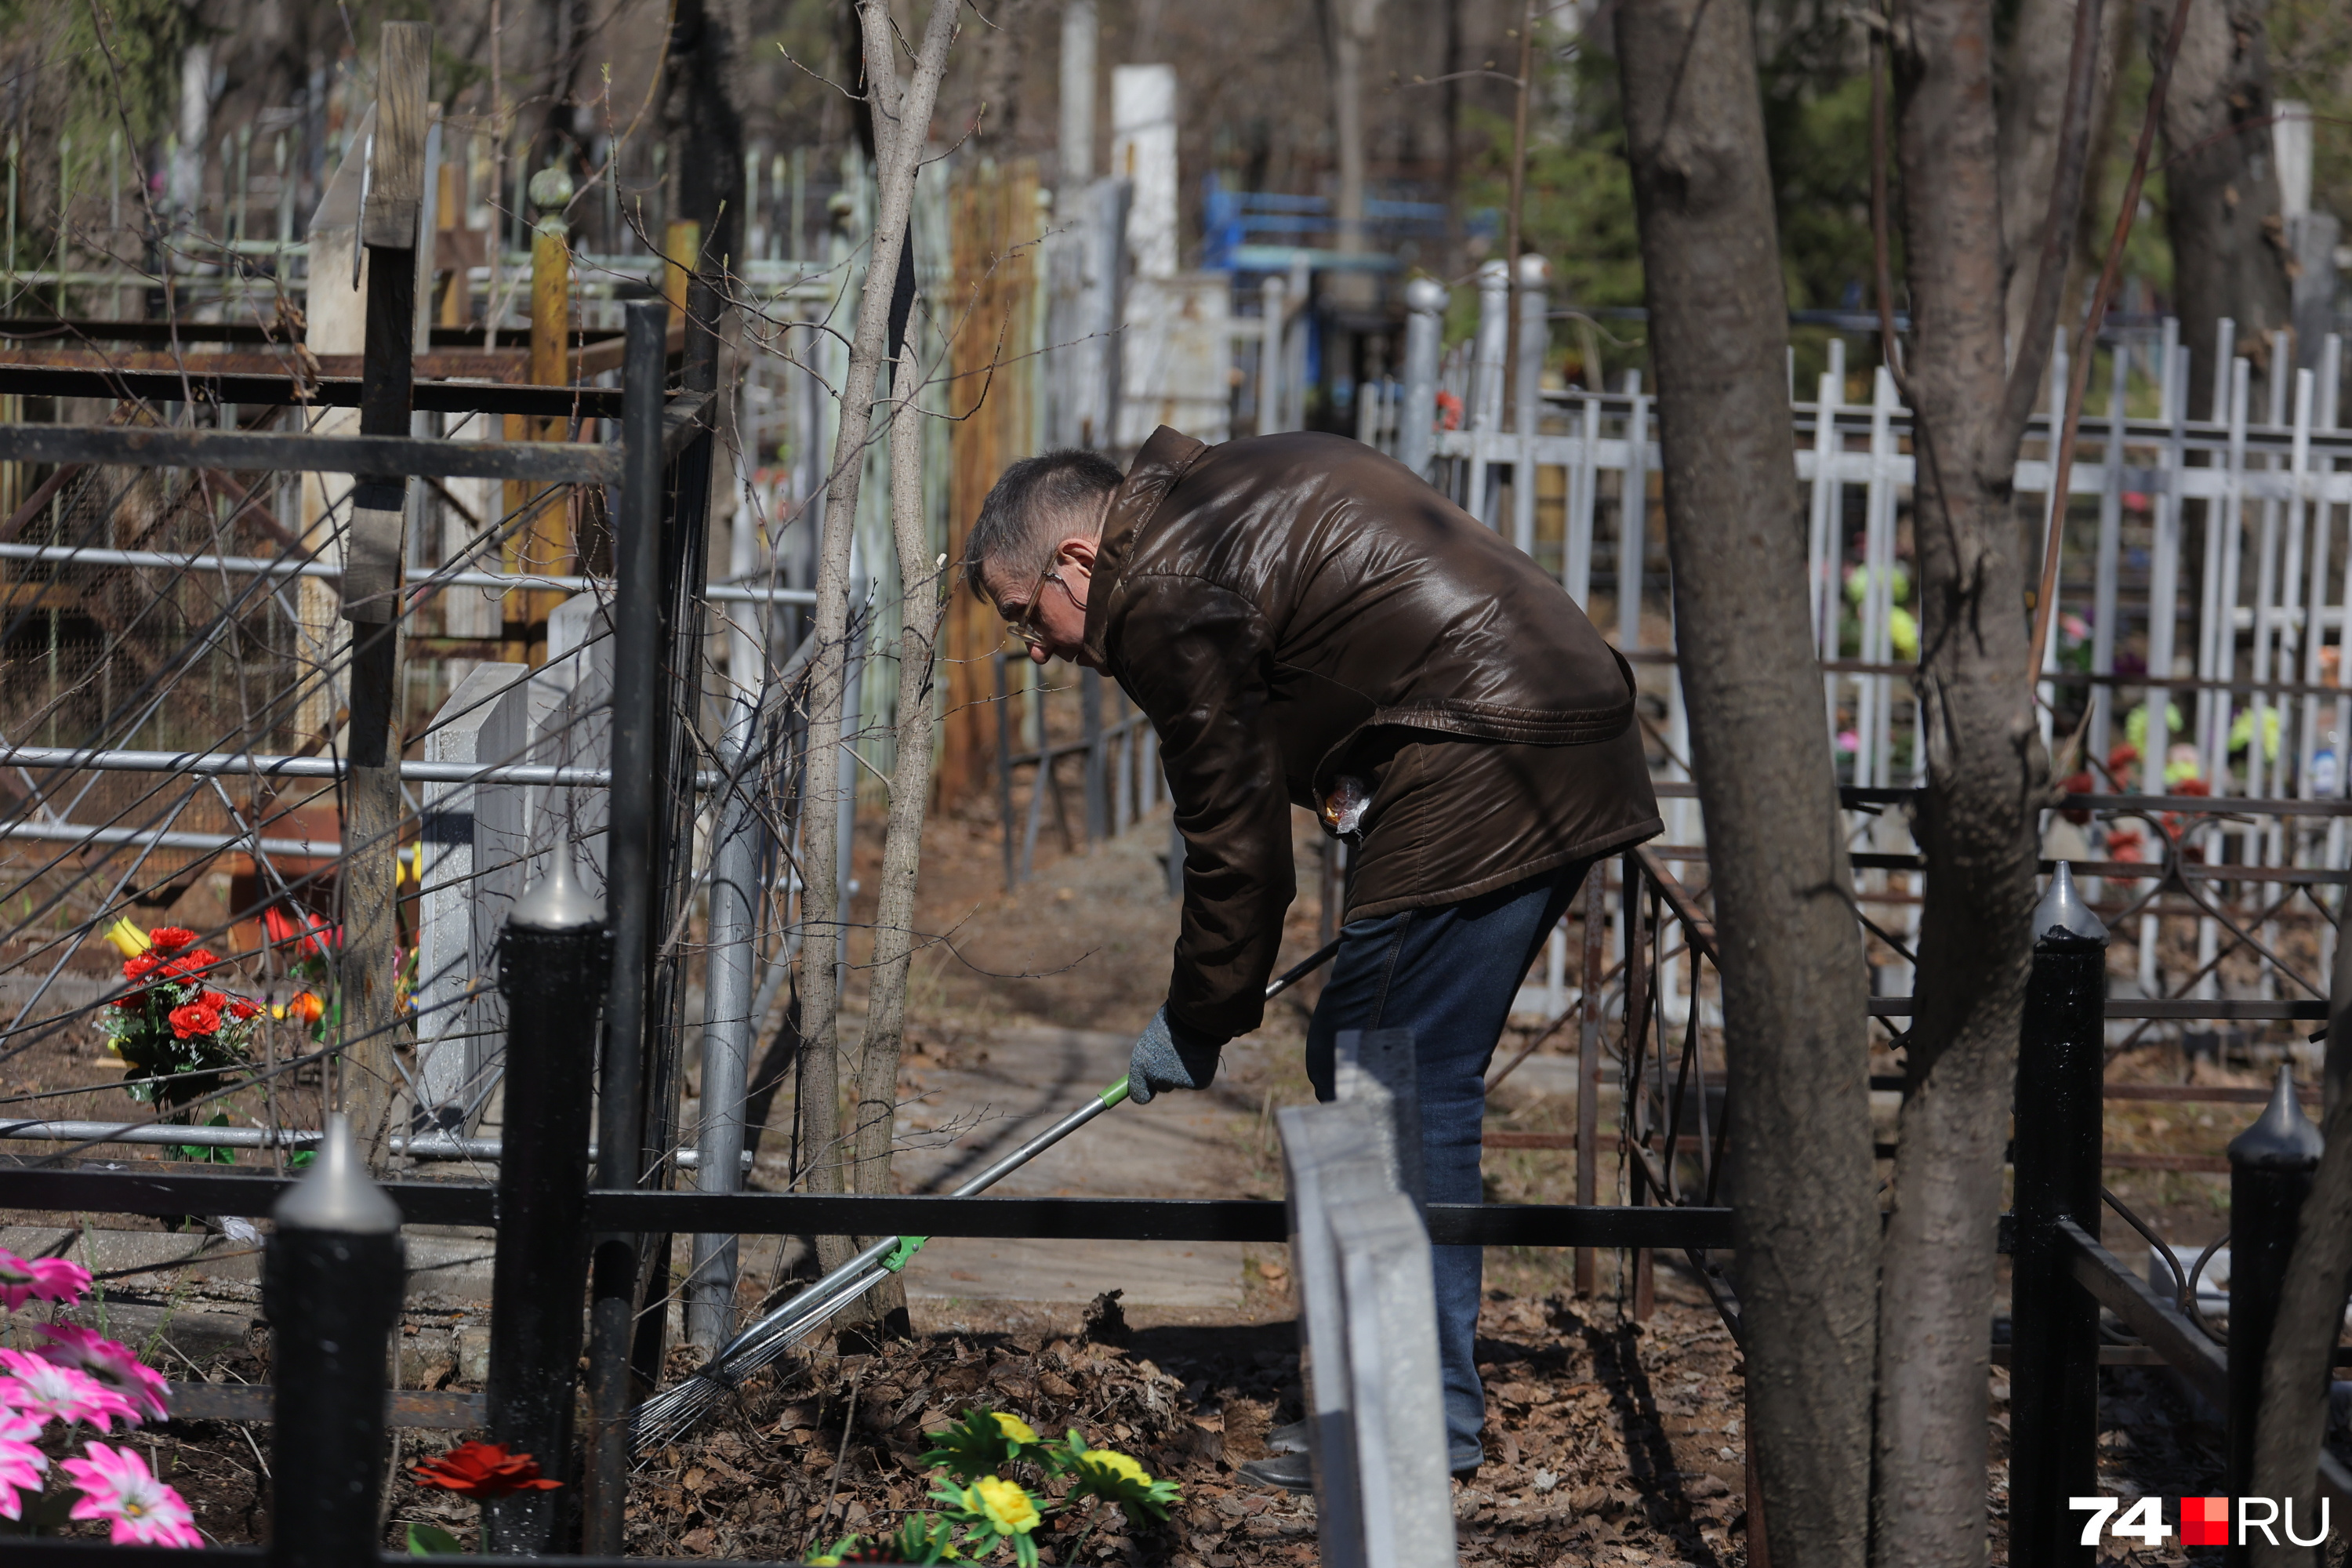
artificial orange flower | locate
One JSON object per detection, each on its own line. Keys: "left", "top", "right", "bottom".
{"left": 273, "top": 992, "right": 325, "bottom": 1025}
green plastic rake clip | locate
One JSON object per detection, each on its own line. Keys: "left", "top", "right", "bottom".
{"left": 881, "top": 1236, "right": 928, "bottom": 1273}
{"left": 1099, "top": 1076, "right": 1132, "bottom": 1109}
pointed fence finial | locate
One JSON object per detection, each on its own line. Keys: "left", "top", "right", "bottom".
{"left": 510, "top": 842, "right": 604, "bottom": 931}
{"left": 274, "top": 1114, "right": 401, "bottom": 1233}
{"left": 2033, "top": 862, "right": 2108, "bottom": 944}
{"left": 2228, "top": 1064, "right": 2325, "bottom": 1169}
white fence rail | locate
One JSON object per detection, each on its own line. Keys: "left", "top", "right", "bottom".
{"left": 1387, "top": 285, "right": 2352, "bottom": 1020}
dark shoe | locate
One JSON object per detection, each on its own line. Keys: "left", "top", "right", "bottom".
{"left": 1451, "top": 1464, "right": 1480, "bottom": 1483}
{"left": 1236, "top": 1451, "right": 1316, "bottom": 1494}
{"left": 1265, "top": 1418, "right": 1309, "bottom": 1454}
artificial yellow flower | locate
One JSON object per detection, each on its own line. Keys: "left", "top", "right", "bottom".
{"left": 396, "top": 844, "right": 422, "bottom": 890}
{"left": 100, "top": 917, "right": 151, "bottom": 960}
{"left": 971, "top": 1476, "right": 1040, "bottom": 1536}
{"left": 1077, "top": 1449, "right": 1150, "bottom": 1487}
{"left": 990, "top": 1413, "right": 1039, "bottom": 1446}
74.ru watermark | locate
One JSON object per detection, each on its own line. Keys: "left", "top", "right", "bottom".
{"left": 2071, "top": 1496, "right": 2332, "bottom": 1547}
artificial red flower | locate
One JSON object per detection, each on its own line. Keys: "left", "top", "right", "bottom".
{"left": 144, "top": 928, "right": 196, "bottom": 954}
{"left": 2057, "top": 769, "right": 2097, "bottom": 825}
{"left": 297, "top": 916, "right": 340, "bottom": 959}
{"left": 412, "top": 1442, "right": 561, "bottom": 1499}
{"left": 165, "top": 1001, "right": 220, "bottom": 1040}
{"left": 260, "top": 906, "right": 339, "bottom": 957}
{"left": 122, "top": 955, "right": 161, "bottom": 984}
{"left": 227, "top": 998, "right": 260, "bottom": 1022}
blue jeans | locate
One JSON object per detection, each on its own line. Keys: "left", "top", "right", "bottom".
{"left": 1305, "top": 862, "right": 1590, "bottom": 1473}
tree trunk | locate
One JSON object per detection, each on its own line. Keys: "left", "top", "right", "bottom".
{"left": 844, "top": 348, "right": 946, "bottom": 1337}
{"left": 1996, "top": 0, "right": 2127, "bottom": 359}
{"left": 665, "top": 0, "right": 749, "bottom": 268}
{"left": 1330, "top": 0, "right": 1381, "bottom": 257}
{"left": 795, "top": 0, "right": 961, "bottom": 1276}
{"left": 2248, "top": 916, "right": 2352, "bottom": 1566}
{"left": 1872, "top": 5, "right": 2052, "bottom": 1563}
{"left": 2160, "top": 0, "right": 2292, "bottom": 418}
{"left": 1616, "top": 7, "right": 1878, "bottom": 1566}
{"left": 974, "top": 0, "right": 1037, "bottom": 147}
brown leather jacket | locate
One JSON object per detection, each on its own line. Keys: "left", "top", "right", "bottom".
{"left": 1084, "top": 427, "right": 1661, "bottom": 1041}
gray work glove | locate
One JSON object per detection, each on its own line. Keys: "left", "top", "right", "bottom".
{"left": 1127, "top": 1007, "right": 1223, "bottom": 1104}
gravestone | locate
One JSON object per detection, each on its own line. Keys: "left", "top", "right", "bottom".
{"left": 1334, "top": 1026, "right": 1424, "bottom": 1210}
{"left": 1278, "top": 1091, "right": 1458, "bottom": 1568}
{"left": 525, "top": 593, "right": 614, "bottom": 895}
{"left": 415, "top": 662, "right": 532, "bottom": 1125}
{"left": 1330, "top": 1190, "right": 1457, "bottom": 1568}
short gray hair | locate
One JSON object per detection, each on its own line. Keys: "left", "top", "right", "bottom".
{"left": 963, "top": 449, "right": 1123, "bottom": 604}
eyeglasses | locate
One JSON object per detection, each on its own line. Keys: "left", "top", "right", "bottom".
{"left": 1003, "top": 568, "right": 1064, "bottom": 650}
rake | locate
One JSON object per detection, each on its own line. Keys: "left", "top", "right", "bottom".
{"left": 628, "top": 939, "right": 1340, "bottom": 1453}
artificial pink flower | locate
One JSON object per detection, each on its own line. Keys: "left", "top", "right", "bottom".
{"left": 0, "top": 1403, "right": 47, "bottom": 1523}
{"left": 61, "top": 1441, "right": 201, "bottom": 1547}
{"left": 31, "top": 1324, "right": 169, "bottom": 1424}
{"left": 0, "top": 1249, "right": 92, "bottom": 1311}
{"left": 0, "top": 1350, "right": 137, "bottom": 1431}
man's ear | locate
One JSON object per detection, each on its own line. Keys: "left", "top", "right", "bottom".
{"left": 1055, "top": 532, "right": 1102, "bottom": 575}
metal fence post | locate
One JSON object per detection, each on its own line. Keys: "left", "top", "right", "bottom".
{"left": 1399, "top": 277, "right": 1446, "bottom": 477}
{"left": 995, "top": 652, "right": 1018, "bottom": 891}
{"left": 1575, "top": 862, "right": 1604, "bottom": 1296}
{"left": 1470, "top": 259, "right": 1510, "bottom": 433}
{"left": 2008, "top": 862, "right": 2109, "bottom": 1566}
{"left": 689, "top": 717, "right": 761, "bottom": 1350}
{"left": 1081, "top": 665, "right": 1107, "bottom": 841}
{"left": 1258, "top": 273, "right": 1287, "bottom": 436}
{"left": 265, "top": 1117, "right": 405, "bottom": 1568}
{"left": 485, "top": 849, "right": 610, "bottom": 1554}
{"left": 2226, "top": 1062, "right": 2325, "bottom": 1555}
{"left": 585, "top": 296, "right": 669, "bottom": 1554}
{"left": 1512, "top": 254, "right": 1548, "bottom": 557}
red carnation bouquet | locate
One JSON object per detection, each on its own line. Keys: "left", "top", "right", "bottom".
{"left": 96, "top": 924, "right": 263, "bottom": 1116}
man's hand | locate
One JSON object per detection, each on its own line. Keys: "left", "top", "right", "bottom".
{"left": 1127, "top": 1007, "right": 1222, "bottom": 1104}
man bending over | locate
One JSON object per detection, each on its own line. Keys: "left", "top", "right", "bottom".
{"left": 967, "top": 426, "right": 1660, "bottom": 1484}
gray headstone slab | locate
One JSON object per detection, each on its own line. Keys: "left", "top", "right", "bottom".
{"left": 1330, "top": 1191, "right": 1458, "bottom": 1568}
{"left": 416, "top": 662, "right": 532, "bottom": 1124}
{"left": 1278, "top": 1100, "right": 1392, "bottom": 1568}
{"left": 1335, "top": 1027, "right": 1424, "bottom": 1210}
